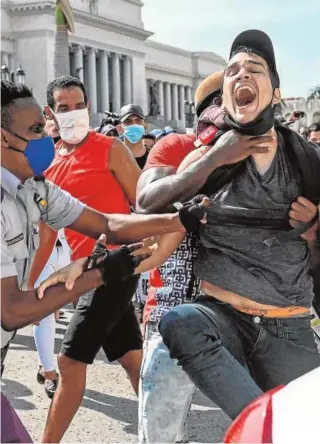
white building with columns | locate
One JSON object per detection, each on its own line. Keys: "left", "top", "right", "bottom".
{"left": 281, "top": 97, "right": 320, "bottom": 128}
{"left": 1, "top": 0, "right": 226, "bottom": 127}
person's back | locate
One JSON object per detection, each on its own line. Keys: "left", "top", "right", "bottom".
{"left": 46, "top": 131, "right": 131, "bottom": 259}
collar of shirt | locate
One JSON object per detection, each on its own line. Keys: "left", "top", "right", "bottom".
{"left": 1, "top": 167, "right": 22, "bottom": 199}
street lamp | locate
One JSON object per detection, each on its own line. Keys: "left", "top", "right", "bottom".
{"left": 1, "top": 64, "right": 26, "bottom": 84}
{"left": 15, "top": 65, "right": 26, "bottom": 84}
{"left": 184, "top": 100, "right": 195, "bottom": 129}
{"left": 1, "top": 64, "right": 10, "bottom": 81}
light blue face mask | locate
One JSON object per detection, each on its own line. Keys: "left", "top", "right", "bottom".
{"left": 123, "top": 124, "right": 145, "bottom": 144}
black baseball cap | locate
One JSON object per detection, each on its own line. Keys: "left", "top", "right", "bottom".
{"left": 229, "top": 29, "right": 280, "bottom": 88}
{"left": 119, "top": 104, "right": 145, "bottom": 122}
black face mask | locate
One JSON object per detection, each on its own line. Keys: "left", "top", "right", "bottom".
{"left": 224, "top": 100, "right": 275, "bottom": 136}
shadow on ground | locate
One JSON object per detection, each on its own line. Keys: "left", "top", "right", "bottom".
{"left": 10, "top": 332, "right": 64, "bottom": 355}
{"left": 82, "top": 389, "right": 138, "bottom": 434}
{"left": 1, "top": 379, "right": 36, "bottom": 411}
{"left": 81, "top": 388, "right": 229, "bottom": 443}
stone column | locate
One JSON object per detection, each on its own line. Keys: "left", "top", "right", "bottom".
{"left": 74, "top": 45, "right": 84, "bottom": 82}
{"left": 99, "top": 50, "right": 110, "bottom": 112}
{"left": 178, "top": 84, "right": 186, "bottom": 122}
{"left": 7, "top": 53, "right": 13, "bottom": 71}
{"left": 146, "top": 79, "right": 150, "bottom": 114}
{"left": 186, "top": 85, "right": 193, "bottom": 103}
{"left": 87, "top": 47, "right": 97, "bottom": 113}
{"left": 123, "top": 55, "right": 132, "bottom": 104}
{"left": 157, "top": 80, "right": 164, "bottom": 116}
{"left": 164, "top": 82, "right": 172, "bottom": 120}
{"left": 70, "top": 48, "right": 75, "bottom": 78}
{"left": 111, "top": 53, "right": 121, "bottom": 113}
{"left": 171, "top": 83, "right": 179, "bottom": 120}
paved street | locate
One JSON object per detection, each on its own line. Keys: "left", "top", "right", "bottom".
{"left": 1, "top": 306, "right": 230, "bottom": 443}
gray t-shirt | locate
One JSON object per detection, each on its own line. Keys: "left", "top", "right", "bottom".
{"left": 196, "top": 134, "right": 314, "bottom": 308}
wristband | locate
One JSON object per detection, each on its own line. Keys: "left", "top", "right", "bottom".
{"left": 178, "top": 195, "right": 207, "bottom": 233}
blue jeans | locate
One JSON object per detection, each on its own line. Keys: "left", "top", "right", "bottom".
{"left": 159, "top": 296, "right": 320, "bottom": 419}
{"left": 139, "top": 323, "right": 196, "bottom": 443}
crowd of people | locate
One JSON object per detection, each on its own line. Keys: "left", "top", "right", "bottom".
{"left": 1, "top": 28, "right": 320, "bottom": 444}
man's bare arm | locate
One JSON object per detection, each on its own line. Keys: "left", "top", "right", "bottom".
{"left": 136, "top": 131, "right": 272, "bottom": 214}
{"left": 68, "top": 206, "right": 184, "bottom": 245}
{"left": 1, "top": 265, "right": 102, "bottom": 331}
{"left": 289, "top": 196, "right": 320, "bottom": 269}
{"left": 27, "top": 222, "right": 57, "bottom": 288}
{"left": 109, "top": 138, "right": 141, "bottom": 206}
{"left": 307, "top": 239, "right": 320, "bottom": 270}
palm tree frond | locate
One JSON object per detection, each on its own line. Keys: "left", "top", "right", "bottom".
{"left": 307, "top": 85, "right": 320, "bottom": 102}
{"left": 56, "top": 0, "right": 75, "bottom": 33}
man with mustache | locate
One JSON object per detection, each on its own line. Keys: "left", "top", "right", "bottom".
{"left": 157, "top": 30, "right": 320, "bottom": 420}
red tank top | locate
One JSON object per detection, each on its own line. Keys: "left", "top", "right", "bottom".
{"left": 45, "top": 131, "right": 131, "bottom": 260}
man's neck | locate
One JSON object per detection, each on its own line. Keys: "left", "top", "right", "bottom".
{"left": 1, "top": 162, "right": 29, "bottom": 183}
{"left": 124, "top": 139, "right": 146, "bottom": 157}
{"left": 251, "top": 128, "right": 278, "bottom": 175}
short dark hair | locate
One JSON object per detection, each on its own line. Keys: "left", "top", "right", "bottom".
{"left": 46, "top": 75, "right": 88, "bottom": 109}
{"left": 229, "top": 46, "right": 278, "bottom": 89}
{"left": 1, "top": 80, "right": 34, "bottom": 129}
{"left": 142, "top": 133, "right": 156, "bottom": 142}
{"left": 230, "top": 45, "right": 254, "bottom": 59}
{"left": 309, "top": 122, "right": 320, "bottom": 133}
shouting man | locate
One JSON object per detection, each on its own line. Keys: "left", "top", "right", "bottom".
{"left": 159, "top": 30, "right": 320, "bottom": 420}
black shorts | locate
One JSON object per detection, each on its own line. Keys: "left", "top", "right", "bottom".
{"left": 60, "top": 275, "right": 142, "bottom": 364}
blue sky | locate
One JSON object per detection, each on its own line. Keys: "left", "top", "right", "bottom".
{"left": 142, "top": 0, "right": 319, "bottom": 98}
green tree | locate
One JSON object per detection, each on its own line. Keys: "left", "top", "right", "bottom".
{"left": 307, "top": 85, "right": 320, "bottom": 102}
{"left": 54, "top": 0, "right": 75, "bottom": 77}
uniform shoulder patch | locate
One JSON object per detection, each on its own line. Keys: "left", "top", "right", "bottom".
{"left": 6, "top": 233, "right": 24, "bottom": 247}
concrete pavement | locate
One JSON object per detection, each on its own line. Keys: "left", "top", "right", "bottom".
{"left": 1, "top": 307, "right": 230, "bottom": 443}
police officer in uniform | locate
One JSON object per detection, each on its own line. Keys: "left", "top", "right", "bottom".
{"left": 0, "top": 80, "right": 209, "bottom": 433}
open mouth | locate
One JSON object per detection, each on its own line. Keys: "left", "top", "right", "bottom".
{"left": 235, "top": 85, "right": 257, "bottom": 109}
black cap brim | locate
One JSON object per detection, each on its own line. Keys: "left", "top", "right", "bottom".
{"left": 120, "top": 112, "right": 145, "bottom": 123}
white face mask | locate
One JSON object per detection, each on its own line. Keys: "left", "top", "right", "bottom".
{"left": 54, "top": 108, "right": 90, "bottom": 144}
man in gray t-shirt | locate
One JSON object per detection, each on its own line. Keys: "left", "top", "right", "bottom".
{"left": 159, "top": 30, "right": 320, "bottom": 422}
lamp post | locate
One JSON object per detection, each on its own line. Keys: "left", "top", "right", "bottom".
{"left": 1, "top": 64, "right": 26, "bottom": 84}
{"left": 184, "top": 100, "right": 195, "bottom": 131}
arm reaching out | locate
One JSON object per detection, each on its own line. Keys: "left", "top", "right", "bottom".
{"left": 134, "top": 147, "right": 208, "bottom": 274}
{"left": 27, "top": 222, "right": 57, "bottom": 289}
{"left": 289, "top": 196, "right": 320, "bottom": 269}
{"left": 137, "top": 131, "right": 273, "bottom": 213}
{"left": 2, "top": 237, "right": 151, "bottom": 331}
{"left": 134, "top": 232, "right": 186, "bottom": 274}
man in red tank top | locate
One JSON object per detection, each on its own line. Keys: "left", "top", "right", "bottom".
{"left": 33, "top": 76, "right": 145, "bottom": 443}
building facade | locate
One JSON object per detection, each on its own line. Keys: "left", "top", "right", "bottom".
{"left": 282, "top": 97, "right": 320, "bottom": 128}
{"left": 1, "top": 0, "right": 226, "bottom": 127}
